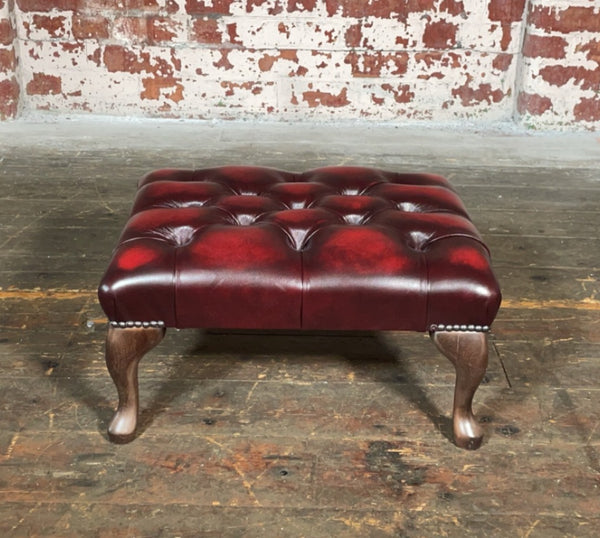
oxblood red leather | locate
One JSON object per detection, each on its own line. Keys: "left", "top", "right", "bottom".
{"left": 98, "top": 166, "right": 501, "bottom": 331}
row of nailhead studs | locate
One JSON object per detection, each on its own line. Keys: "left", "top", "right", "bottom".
{"left": 110, "top": 321, "right": 165, "bottom": 328}
{"left": 430, "top": 324, "right": 490, "bottom": 332}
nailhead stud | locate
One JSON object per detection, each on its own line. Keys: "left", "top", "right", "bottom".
{"left": 430, "top": 323, "right": 490, "bottom": 333}
{"left": 110, "top": 320, "right": 166, "bottom": 328}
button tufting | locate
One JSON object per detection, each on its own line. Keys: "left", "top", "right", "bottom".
{"left": 398, "top": 202, "right": 422, "bottom": 213}
{"left": 158, "top": 200, "right": 207, "bottom": 209}
{"left": 156, "top": 225, "right": 196, "bottom": 246}
{"left": 406, "top": 230, "right": 435, "bottom": 251}
{"left": 268, "top": 182, "right": 335, "bottom": 210}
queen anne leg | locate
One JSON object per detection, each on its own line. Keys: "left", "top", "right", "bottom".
{"left": 431, "top": 330, "right": 488, "bottom": 450}
{"left": 105, "top": 326, "right": 166, "bottom": 443}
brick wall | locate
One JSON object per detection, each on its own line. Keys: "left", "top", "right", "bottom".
{"left": 1, "top": 0, "right": 599, "bottom": 129}
{"left": 518, "top": 0, "right": 600, "bottom": 128}
{"left": 0, "top": 0, "right": 19, "bottom": 119}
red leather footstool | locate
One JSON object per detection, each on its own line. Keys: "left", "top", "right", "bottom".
{"left": 98, "top": 166, "right": 501, "bottom": 449}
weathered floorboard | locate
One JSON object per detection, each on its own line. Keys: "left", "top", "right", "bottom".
{"left": 1, "top": 135, "right": 599, "bottom": 537}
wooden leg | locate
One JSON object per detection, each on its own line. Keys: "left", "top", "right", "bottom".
{"left": 105, "top": 326, "right": 165, "bottom": 443}
{"left": 431, "top": 331, "right": 488, "bottom": 450}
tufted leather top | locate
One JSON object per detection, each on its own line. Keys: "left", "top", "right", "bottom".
{"left": 98, "top": 166, "right": 501, "bottom": 331}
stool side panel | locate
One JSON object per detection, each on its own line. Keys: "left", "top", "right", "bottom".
{"left": 98, "top": 238, "right": 178, "bottom": 326}
{"left": 173, "top": 224, "right": 303, "bottom": 329}
{"left": 301, "top": 226, "right": 428, "bottom": 331}
{"left": 425, "top": 237, "right": 502, "bottom": 329}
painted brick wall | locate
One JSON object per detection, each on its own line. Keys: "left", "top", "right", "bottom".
{"left": 0, "top": 0, "right": 19, "bottom": 119}
{"left": 1, "top": 0, "right": 599, "bottom": 129}
{"left": 518, "top": 0, "right": 600, "bottom": 128}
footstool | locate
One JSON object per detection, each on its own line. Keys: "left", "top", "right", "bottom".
{"left": 98, "top": 166, "right": 501, "bottom": 449}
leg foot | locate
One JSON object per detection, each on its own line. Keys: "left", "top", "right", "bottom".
{"left": 431, "top": 331, "right": 488, "bottom": 450}
{"left": 105, "top": 326, "right": 165, "bottom": 443}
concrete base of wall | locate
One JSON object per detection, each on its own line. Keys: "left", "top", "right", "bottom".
{"left": 3, "top": 115, "right": 599, "bottom": 169}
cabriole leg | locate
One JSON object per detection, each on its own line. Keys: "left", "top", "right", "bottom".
{"left": 105, "top": 326, "right": 165, "bottom": 443}
{"left": 431, "top": 331, "right": 488, "bottom": 450}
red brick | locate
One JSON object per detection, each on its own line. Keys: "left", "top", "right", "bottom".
{"left": 226, "top": 22, "right": 242, "bottom": 45}
{"left": 31, "top": 15, "right": 68, "bottom": 38}
{"left": 103, "top": 44, "right": 150, "bottom": 73}
{"left": 578, "top": 40, "right": 600, "bottom": 65}
{"left": 488, "top": 0, "right": 526, "bottom": 23}
{"left": 422, "top": 20, "right": 457, "bottom": 49}
{"left": 540, "top": 65, "right": 600, "bottom": 91}
{"left": 165, "top": 0, "right": 179, "bottom": 12}
{"left": 113, "top": 17, "right": 149, "bottom": 43}
{"left": 574, "top": 97, "right": 600, "bottom": 122}
{"left": 325, "top": 0, "right": 435, "bottom": 20}
{"left": 16, "top": 0, "right": 79, "bottom": 11}
{"left": 440, "top": 0, "right": 464, "bottom": 16}
{"left": 303, "top": 86, "right": 350, "bottom": 107}
{"left": 88, "top": 45, "right": 102, "bottom": 65}
{"left": 246, "top": 0, "right": 283, "bottom": 15}
{"left": 148, "top": 16, "right": 182, "bottom": 44}
{"left": 492, "top": 53, "right": 512, "bottom": 71}
{"left": 127, "top": 0, "right": 160, "bottom": 7}
{"left": 26, "top": 72, "right": 62, "bottom": 95}
{"left": 522, "top": 34, "right": 567, "bottom": 59}
{"left": 344, "top": 51, "right": 408, "bottom": 77}
{"left": 73, "top": 15, "right": 109, "bottom": 39}
{"left": 499, "top": 24, "right": 512, "bottom": 51}
{"left": 245, "top": 0, "right": 317, "bottom": 13}
{"left": 0, "top": 47, "right": 16, "bottom": 72}
{"left": 0, "top": 77, "right": 19, "bottom": 119}
{"left": 287, "top": 0, "right": 318, "bottom": 11}
{"left": 415, "top": 51, "right": 460, "bottom": 69}
{"left": 0, "top": 18, "right": 15, "bottom": 46}
{"left": 82, "top": 0, "right": 159, "bottom": 8}
{"left": 185, "top": 0, "right": 235, "bottom": 15}
{"left": 141, "top": 75, "right": 183, "bottom": 102}
{"left": 452, "top": 80, "right": 505, "bottom": 106}
{"left": 517, "top": 91, "right": 552, "bottom": 116}
{"left": 104, "top": 44, "right": 177, "bottom": 79}
{"left": 191, "top": 18, "right": 223, "bottom": 44}
{"left": 220, "top": 80, "right": 263, "bottom": 96}
{"left": 417, "top": 70, "right": 444, "bottom": 81}
{"left": 381, "top": 83, "right": 414, "bottom": 103}
{"left": 213, "top": 49, "right": 233, "bottom": 70}
{"left": 344, "top": 22, "right": 363, "bottom": 48}
{"left": 529, "top": 6, "right": 600, "bottom": 34}
{"left": 258, "top": 50, "right": 298, "bottom": 72}
{"left": 278, "top": 21, "right": 290, "bottom": 39}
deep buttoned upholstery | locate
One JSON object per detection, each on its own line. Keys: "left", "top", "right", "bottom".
{"left": 98, "top": 166, "right": 501, "bottom": 332}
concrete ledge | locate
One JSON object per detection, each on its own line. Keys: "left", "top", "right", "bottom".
{"left": 1, "top": 115, "right": 599, "bottom": 170}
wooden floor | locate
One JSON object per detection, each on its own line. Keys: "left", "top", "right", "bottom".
{"left": 0, "top": 128, "right": 599, "bottom": 537}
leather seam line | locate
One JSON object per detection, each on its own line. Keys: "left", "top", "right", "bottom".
{"left": 421, "top": 234, "right": 492, "bottom": 257}
{"left": 300, "top": 249, "right": 305, "bottom": 329}
{"left": 423, "top": 247, "right": 430, "bottom": 332}
{"left": 174, "top": 244, "right": 180, "bottom": 328}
